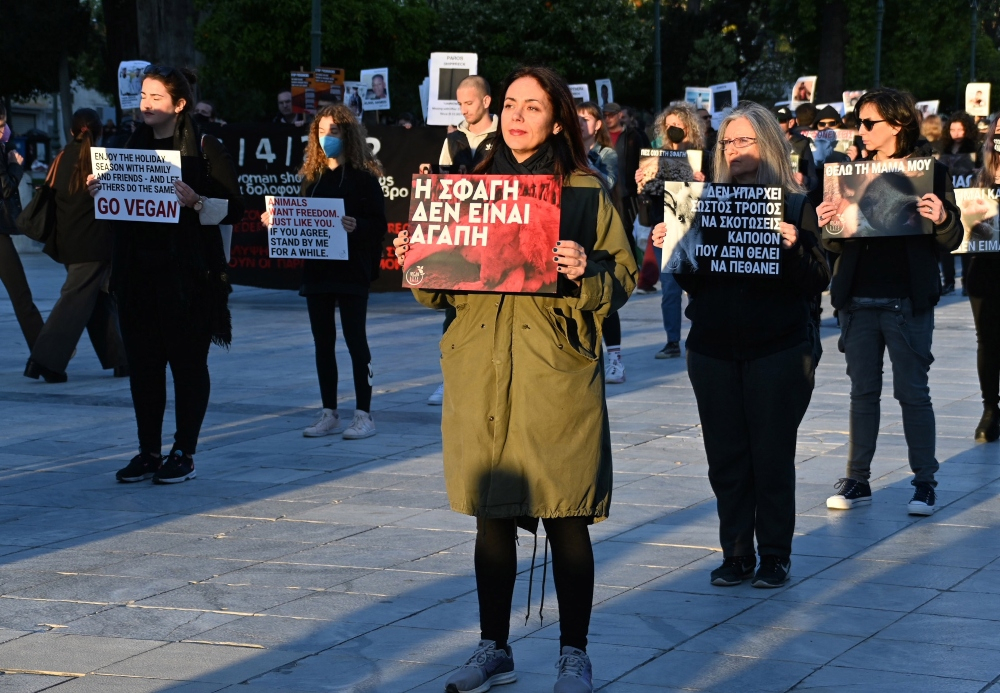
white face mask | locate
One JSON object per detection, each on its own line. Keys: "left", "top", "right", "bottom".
{"left": 993, "top": 135, "right": 1000, "bottom": 154}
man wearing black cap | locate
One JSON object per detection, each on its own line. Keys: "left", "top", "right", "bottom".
{"left": 777, "top": 106, "right": 819, "bottom": 202}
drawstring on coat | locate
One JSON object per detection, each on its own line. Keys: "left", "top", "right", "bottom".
{"left": 524, "top": 532, "right": 550, "bottom": 626}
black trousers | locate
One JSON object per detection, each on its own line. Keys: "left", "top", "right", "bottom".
{"left": 306, "top": 293, "right": 372, "bottom": 412}
{"left": 938, "top": 245, "right": 956, "bottom": 286}
{"left": 971, "top": 295, "right": 1000, "bottom": 408}
{"left": 121, "top": 318, "right": 211, "bottom": 456}
{"left": 603, "top": 312, "right": 621, "bottom": 348}
{"left": 31, "top": 261, "right": 127, "bottom": 373}
{"left": 475, "top": 516, "right": 594, "bottom": 652}
{"left": 0, "top": 234, "right": 43, "bottom": 349}
{"left": 687, "top": 343, "right": 814, "bottom": 559}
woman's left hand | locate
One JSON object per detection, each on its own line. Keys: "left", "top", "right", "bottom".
{"left": 918, "top": 193, "right": 947, "bottom": 226}
{"left": 554, "top": 240, "right": 587, "bottom": 284}
{"left": 693, "top": 170, "right": 706, "bottom": 182}
{"left": 173, "top": 180, "right": 200, "bottom": 208}
{"left": 343, "top": 216, "right": 357, "bottom": 232}
{"left": 778, "top": 222, "right": 798, "bottom": 249}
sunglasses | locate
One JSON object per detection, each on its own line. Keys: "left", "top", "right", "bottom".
{"left": 817, "top": 120, "right": 838, "bottom": 128}
{"left": 718, "top": 137, "right": 757, "bottom": 151}
{"left": 859, "top": 118, "right": 886, "bottom": 131}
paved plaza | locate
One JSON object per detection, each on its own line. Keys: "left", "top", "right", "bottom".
{"left": 1, "top": 252, "right": 1000, "bottom": 692}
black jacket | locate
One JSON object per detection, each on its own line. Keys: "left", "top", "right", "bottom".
{"left": 46, "top": 139, "right": 112, "bottom": 264}
{"left": 0, "top": 143, "right": 24, "bottom": 234}
{"left": 613, "top": 125, "right": 650, "bottom": 199}
{"left": 676, "top": 193, "right": 831, "bottom": 361}
{"left": 788, "top": 132, "right": 820, "bottom": 204}
{"left": 822, "top": 146, "right": 963, "bottom": 311}
{"left": 443, "top": 129, "right": 498, "bottom": 174}
{"left": 299, "top": 164, "right": 388, "bottom": 297}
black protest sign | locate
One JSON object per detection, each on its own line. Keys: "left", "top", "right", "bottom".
{"left": 939, "top": 153, "right": 977, "bottom": 190}
{"left": 822, "top": 157, "right": 934, "bottom": 239}
{"left": 204, "top": 122, "right": 447, "bottom": 291}
{"left": 660, "top": 182, "right": 784, "bottom": 277}
{"left": 954, "top": 187, "right": 1000, "bottom": 253}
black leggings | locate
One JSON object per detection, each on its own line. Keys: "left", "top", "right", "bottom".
{"left": 971, "top": 295, "right": 1000, "bottom": 408}
{"left": 121, "top": 323, "right": 211, "bottom": 456}
{"left": 306, "top": 293, "right": 372, "bottom": 412}
{"left": 475, "top": 516, "right": 594, "bottom": 652}
{"left": 604, "top": 312, "right": 621, "bottom": 348}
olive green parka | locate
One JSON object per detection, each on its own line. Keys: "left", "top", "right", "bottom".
{"left": 413, "top": 173, "right": 637, "bottom": 523}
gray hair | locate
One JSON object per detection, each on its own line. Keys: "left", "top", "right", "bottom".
{"left": 713, "top": 101, "right": 804, "bottom": 194}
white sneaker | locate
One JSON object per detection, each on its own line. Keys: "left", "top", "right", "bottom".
{"left": 343, "top": 410, "right": 376, "bottom": 439}
{"left": 605, "top": 352, "right": 625, "bottom": 384}
{"left": 303, "top": 408, "right": 343, "bottom": 437}
{"left": 427, "top": 383, "right": 444, "bottom": 405}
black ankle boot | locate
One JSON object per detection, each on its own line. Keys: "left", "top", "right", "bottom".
{"left": 24, "top": 358, "right": 68, "bottom": 383}
{"left": 975, "top": 406, "right": 1000, "bottom": 443}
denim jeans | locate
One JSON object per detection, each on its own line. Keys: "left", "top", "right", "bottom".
{"left": 654, "top": 246, "right": 683, "bottom": 343}
{"left": 840, "top": 297, "right": 938, "bottom": 486}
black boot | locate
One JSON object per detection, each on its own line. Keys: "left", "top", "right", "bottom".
{"left": 24, "top": 358, "right": 68, "bottom": 383}
{"left": 975, "top": 406, "right": 1000, "bottom": 443}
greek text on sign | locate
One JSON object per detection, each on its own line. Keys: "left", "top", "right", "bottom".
{"left": 91, "top": 147, "right": 183, "bottom": 223}
{"left": 953, "top": 187, "right": 1000, "bottom": 254}
{"left": 265, "top": 196, "right": 349, "bottom": 260}
{"left": 404, "top": 174, "right": 562, "bottom": 293}
{"left": 660, "top": 182, "right": 784, "bottom": 277}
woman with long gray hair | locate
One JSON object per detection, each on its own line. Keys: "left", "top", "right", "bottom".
{"left": 652, "top": 101, "right": 829, "bottom": 588}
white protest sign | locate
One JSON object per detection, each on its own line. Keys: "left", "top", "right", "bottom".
{"left": 966, "top": 83, "right": 991, "bottom": 117}
{"left": 91, "top": 147, "right": 182, "bottom": 223}
{"left": 790, "top": 75, "right": 817, "bottom": 110}
{"left": 710, "top": 82, "right": 738, "bottom": 129}
{"left": 419, "top": 77, "right": 430, "bottom": 122}
{"left": 266, "top": 196, "right": 349, "bottom": 260}
{"left": 428, "top": 53, "right": 477, "bottom": 126}
{"left": 569, "top": 84, "right": 591, "bottom": 104}
{"left": 117, "top": 60, "right": 150, "bottom": 111}
{"left": 595, "top": 79, "right": 613, "bottom": 108}
{"left": 360, "top": 68, "right": 390, "bottom": 111}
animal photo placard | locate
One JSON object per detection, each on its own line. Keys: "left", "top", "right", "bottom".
{"left": 822, "top": 157, "right": 934, "bottom": 239}
{"left": 404, "top": 175, "right": 562, "bottom": 294}
{"left": 660, "top": 182, "right": 784, "bottom": 277}
{"left": 953, "top": 188, "right": 1000, "bottom": 253}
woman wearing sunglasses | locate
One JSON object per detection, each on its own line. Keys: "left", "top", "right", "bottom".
{"left": 652, "top": 101, "right": 829, "bottom": 588}
{"left": 87, "top": 66, "right": 243, "bottom": 484}
{"left": 817, "top": 88, "right": 961, "bottom": 515}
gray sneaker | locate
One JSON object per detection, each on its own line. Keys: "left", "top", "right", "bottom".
{"left": 554, "top": 646, "right": 593, "bottom": 693}
{"left": 445, "top": 640, "right": 516, "bottom": 693}
{"left": 655, "top": 342, "right": 681, "bottom": 359}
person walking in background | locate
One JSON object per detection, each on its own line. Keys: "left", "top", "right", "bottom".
{"left": 653, "top": 101, "right": 829, "bottom": 588}
{"left": 262, "top": 105, "right": 386, "bottom": 440}
{"left": 395, "top": 66, "right": 637, "bottom": 693}
{"left": 963, "top": 113, "right": 1000, "bottom": 443}
{"left": 0, "top": 103, "right": 44, "bottom": 354}
{"left": 87, "top": 66, "right": 244, "bottom": 485}
{"left": 643, "top": 101, "right": 706, "bottom": 361}
{"left": 604, "top": 101, "right": 647, "bottom": 250}
{"left": 429, "top": 76, "right": 499, "bottom": 405}
{"left": 818, "top": 88, "right": 961, "bottom": 516}
{"left": 24, "top": 109, "right": 128, "bottom": 384}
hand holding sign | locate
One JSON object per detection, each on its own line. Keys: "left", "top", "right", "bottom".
{"left": 778, "top": 222, "right": 798, "bottom": 249}
{"left": 553, "top": 240, "right": 587, "bottom": 284}
{"left": 394, "top": 230, "right": 409, "bottom": 266}
{"left": 918, "top": 193, "right": 946, "bottom": 226}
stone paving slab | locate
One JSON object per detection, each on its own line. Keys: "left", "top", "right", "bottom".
{"left": 1, "top": 254, "right": 1000, "bottom": 691}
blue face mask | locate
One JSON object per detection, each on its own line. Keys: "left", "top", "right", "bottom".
{"left": 321, "top": 135, "right": 343, "bottom": 159}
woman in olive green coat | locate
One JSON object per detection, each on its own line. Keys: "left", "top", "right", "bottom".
{"left": 394, "top": 67, "right": 636, "bottom": 693}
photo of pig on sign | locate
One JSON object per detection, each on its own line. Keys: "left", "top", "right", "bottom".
{"left": 821, "top": 157, "right": 934, "bottom": 239}
{"left": 91, "top": 147, "right": 183, "bottom": 223}
{"left": 659, "top": 182, "right": 784, "bottom": 277}
{"left": 404, "top": 174, "right": 562, "bottom": 294}
{"left": 265, "top": 196, "right": 348, "bottom": 260}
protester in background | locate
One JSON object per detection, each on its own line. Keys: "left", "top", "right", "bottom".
{"left": 25, "top": 109, "right": 127, "bottom": 384}
{"left": 194, "top": 101, "right": 224, "bottom": 124}
{"left": 963, "top": 114, "right": 1000, "bottom": 442}
{"left": 577, "top": 102, "right": 618, "bottom": 187}
{"left": 108, "top": 117, "right": 136, "bottom": 148}
{"left": 262, "top": 105, "right": 385, "bottom": 440}
{"left": 778, "top": 106, "right": 820, "bottom": 205}
{"left": 698, "top": 108, "right": 717, "bottom": 149}
{"left": 943, "top": 111, "right": 980, "bottom": 157}
{"left": 605, "top": 102, "right": 648, "bottom": 289}
{"left": 652, "top": 101, "right": 828, "bottom": 588}
{"left": 817, "top": 88, "right": 961, "bottom": 515}
{"left": 814, "top": 105, "right": 841, "bottom": 132}
{"left": 426, "top": 76, "right": 500, "bottom": 405}
{"left": 0, "top": 103, "right": 44, "bottom": 354}
{"left": 921, "top": 114, "right": 945, "bottom": 155}
{"left": 397, "top": 113, "right": 415, "bottom": 129}
{"left": 87, "top": 66, "right": 244, "bottom": 484}
{"left": 102, "top": 120, "right": 118, "bottom": 146}
{"left": 395, "top": 66, "right": 637, "bottom": 693}
{"left": 274, "top": 90, "right": 308, "bottom": 127}
{"left": 643, "top": 101, "right": 706, "bottom": 361}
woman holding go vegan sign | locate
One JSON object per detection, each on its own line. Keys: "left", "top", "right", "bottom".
{"left": 395, "top": 66, "right": 636, "bottom": 693}
{"left": 86, "top": 65, "right": 243, "bottom": 484}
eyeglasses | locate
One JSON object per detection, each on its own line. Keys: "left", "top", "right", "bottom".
{"left": 859, "top": 118, "right": 886, "bottom": 131}
{"left": 817, "top": 119, "right": 838, "bottom": 129}
{"left": 718, "top": 137, "right": 757, "bottom": 150}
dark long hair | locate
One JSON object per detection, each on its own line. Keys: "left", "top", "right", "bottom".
{"left": 69, "top": 109, "right": 102, "bottom": 194}
{"left": 977, "top": 112, "right": 1000, "bottom": 187}
{"left": 475, "top": 66, "right": 594, "bottom": 178}
{"left": 854, "top": 88, "right": 920, "bottom": 157}
{"left": 300, "top": 104, "right": 383, "bottom": 185}
{"left": 142, "top": 65, "right": 197, "bottom": 115}
{"left": 943, "top": 110, "right": 977, "bottom": 151}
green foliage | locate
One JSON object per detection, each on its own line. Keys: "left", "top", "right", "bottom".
{"left": 194, "top": 0, "right": 437, "bottom": 122}
{"left": 683, "top": 32, "right": 739, "bottom": 86}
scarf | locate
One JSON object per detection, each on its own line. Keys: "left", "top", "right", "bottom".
{"left": 491, "top": 140, "right": 557, "bottom": 175}
{"left": 126, "top": 112, "right": 202, "bottom": 156}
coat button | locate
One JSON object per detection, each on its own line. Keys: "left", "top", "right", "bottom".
{"left": 557, "top": 344, "right": 564, "bottom": 349}
{"left": 481, "top": 324, "right": 486, "bottom": 328}
{"left": 488, "top": 416, "right": 494, "bottom": 421}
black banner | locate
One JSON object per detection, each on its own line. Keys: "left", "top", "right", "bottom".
{"left": 204, "top": 122, "right": 447, "bottom": 291}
